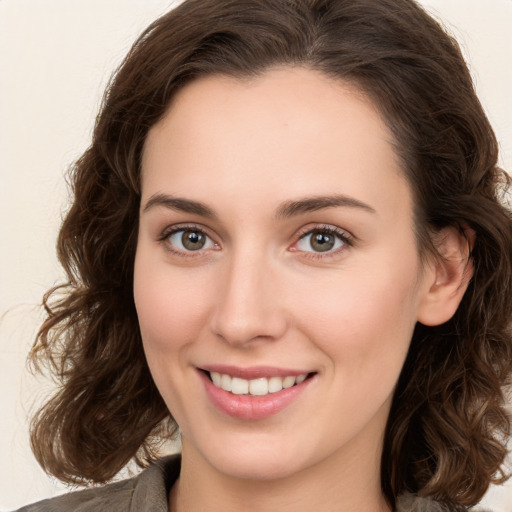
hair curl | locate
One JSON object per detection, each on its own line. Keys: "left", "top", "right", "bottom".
{"left": 30, "top": 0, "right": 512, "bottom": 508}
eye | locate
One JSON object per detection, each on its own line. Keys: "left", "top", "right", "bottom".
{"left": 295, "top": 226, "right": 351, "bottom": 254}
{"left": 163, "top": 227, "right": 217, "bottom": 253}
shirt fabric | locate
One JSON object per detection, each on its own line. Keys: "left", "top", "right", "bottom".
{"left": 14, "top": 454, "right": 491, "bottom": 512}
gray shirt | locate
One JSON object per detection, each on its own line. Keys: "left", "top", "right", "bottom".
{"left": 14, "top": 454, "right": 489, "bottom": 511}
{"left": 14, "top": 455, "right": 180, "bottom": 512}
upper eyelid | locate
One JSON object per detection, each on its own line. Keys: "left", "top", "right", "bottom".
{"left": 293, "top": 225, "right": 352, "bottom": 251}
{"left": 157, "top": 224, "right": 218, "bottom": 252}
{"left": 159, "top": 223, "right": 215, "bottom": 239}
{"left": 159, "top": 222, "right": 351, "bottom": 240}
{"left": 295, "top": 224, "right": 353, "bottom": 242}
{"left": 159, "top": 224, "right": 218, "bottom": 257}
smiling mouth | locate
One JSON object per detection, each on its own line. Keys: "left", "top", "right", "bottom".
{"left": 206, "top": 371, "right": 314, "bottom": 396}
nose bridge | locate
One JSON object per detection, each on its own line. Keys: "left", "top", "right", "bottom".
{"left": 211, "top": 243, "right": 286, "bottom": 346}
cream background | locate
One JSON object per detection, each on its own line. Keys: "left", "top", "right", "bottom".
{"left": 0, "top": 0, "right": 511, "bottom": 509}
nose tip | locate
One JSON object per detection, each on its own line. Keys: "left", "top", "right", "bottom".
{"left": 213, "top": 317, "right": 281, "bottom": 346}
{"left": 210, "top": 260, "right": 287, "bottom": 346}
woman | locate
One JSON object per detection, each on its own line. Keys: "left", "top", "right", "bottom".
{"left": 16, "top": 0, "right": 512, "bottom": 510}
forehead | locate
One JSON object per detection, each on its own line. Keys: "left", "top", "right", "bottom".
{"left": 141, "top": 67, "right": 410, "bottom": 220}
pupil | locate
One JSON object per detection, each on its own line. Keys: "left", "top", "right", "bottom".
{"left": 311, "top": 231, "right": 334, "bottom": 252}
{"left": 182, "top": 231, "right": 205, "bottom": 250}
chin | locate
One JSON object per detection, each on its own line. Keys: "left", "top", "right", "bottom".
{"left": 192, "top": 432, "right": 320, "bottom": 482}
{"left": 212, "top": 452, "right": 304, "bottom": 481}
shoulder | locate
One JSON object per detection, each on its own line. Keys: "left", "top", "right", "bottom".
{"left": 13, "top": 455, "right": 181, "bottom": 512}
{"left": 396, "top": 493, "right": 494, "bottom": 512}
{"left": 14, "top": 478, "right": 137, "bottom": 512}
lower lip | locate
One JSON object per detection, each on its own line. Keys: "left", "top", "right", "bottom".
{"left": 200, "top": 371, "right": 314, "bottom": 420}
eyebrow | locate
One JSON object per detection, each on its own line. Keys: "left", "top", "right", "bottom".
{"left": 142, "top": 193, "right": 376, "bottom": 218}
{"left": 143, "top": 193, "right": 217, "bottom": 218}
{"left": 275, "top": 194, "right": 376, "bottom": 218}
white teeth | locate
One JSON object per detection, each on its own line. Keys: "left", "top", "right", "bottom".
{"left": 209, "top": 372, "right": 309, "bottom": 396}
{"left": 296, "top": 373, "right": 307, "bottom": 384}
{"left": 231, "top": 377, "right": 249, "bottom": 395}
{"left": 220, "top": 373, "right": 232, "bottom": 392}
{"left": 249, "top": 378, "right": 268, "bottom": 396}
{"left": 211, "top": 372, "right": 221, "bottom": 387}
{"left": 268, "top": 376, "right": 283, "bottom": 393}
{"left": 282, "top": 376, "right": 296, "bottom": 389}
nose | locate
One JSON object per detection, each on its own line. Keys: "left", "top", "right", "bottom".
{"left": 210, "top": 250, "right": 288, "bottom": 346}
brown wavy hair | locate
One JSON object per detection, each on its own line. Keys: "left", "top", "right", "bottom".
{"left": 30, "top": 0, "right": 512, "bottom": 508}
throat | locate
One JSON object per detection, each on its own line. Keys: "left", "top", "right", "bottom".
{"left": 173, "top": 439, "right": 390, "bottom": 512}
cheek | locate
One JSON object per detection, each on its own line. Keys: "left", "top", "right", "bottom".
{"left": 133, "top": 250, "right": 216, "bottom": 421}
{"left": 291, "top": 252, "right": 422, "bottom": 375}
{"left": 133, "top": 251, "right": 213, "bottom": 355}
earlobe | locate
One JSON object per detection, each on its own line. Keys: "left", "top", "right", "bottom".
{"left": 417, "top": 226, "right": 475, "bottom": 327}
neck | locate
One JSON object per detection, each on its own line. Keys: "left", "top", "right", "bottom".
{"left": 170, "top": 434, "right": 391, "bottom": 512}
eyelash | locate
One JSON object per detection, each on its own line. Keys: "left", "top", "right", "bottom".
{"left": 293, "top": 224, "right": 353, "bottom": 260}
{"left": 158, "top": 224, "right": 219, "bottom": 259}
{"left": 158, "top": 223, "right": 353, "bottom": 260}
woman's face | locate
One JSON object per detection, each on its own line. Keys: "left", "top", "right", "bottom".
{"left": 134, "top": 68, "right": 435, "bottom": 481}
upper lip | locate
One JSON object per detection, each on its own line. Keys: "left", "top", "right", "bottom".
{"left": 199, "top": 365, "right": 313, "bottom": 380}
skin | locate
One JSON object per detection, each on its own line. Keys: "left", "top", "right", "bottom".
{"left": 134, "top": 67, "right": 470, "bottom": 512}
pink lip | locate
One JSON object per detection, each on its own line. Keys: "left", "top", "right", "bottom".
{"left": 198, "top": 368, "right": 315, "bottom": 421}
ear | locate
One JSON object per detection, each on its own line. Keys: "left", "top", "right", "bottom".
{"left": 417, "top": 225, "right": 475, "bottom": 326}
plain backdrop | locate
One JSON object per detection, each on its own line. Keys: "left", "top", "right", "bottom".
{"left": 1, "top": 0, "right": 511, "bottom": 510}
